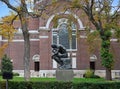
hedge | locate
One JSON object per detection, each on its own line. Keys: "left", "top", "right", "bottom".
{"left": 1, "top": 81, "right": 120, "bottom": 89}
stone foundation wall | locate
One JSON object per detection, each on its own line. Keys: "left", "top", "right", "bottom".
{"left": 13, "top": 70, "right": 120, "bottom": 79}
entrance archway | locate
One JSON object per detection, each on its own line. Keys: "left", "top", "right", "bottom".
{"left": 32, "top": 54, "right": 40, "bottom": 71}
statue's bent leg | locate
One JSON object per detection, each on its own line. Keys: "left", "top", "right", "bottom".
{"left": 59, "top": 58, "right": 72, "bottom": 69}
{"left": 52, "top": 56, "right": 63, "bottom": 66}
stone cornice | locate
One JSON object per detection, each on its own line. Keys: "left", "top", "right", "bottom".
{"left": 38, "top": 27, "right": 50, "bottom": 32}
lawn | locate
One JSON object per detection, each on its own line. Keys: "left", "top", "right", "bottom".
{"left": 0, "top": 76, "right": 106, "bottom": 83}
{"left": 1, "top": 76, "right": 120, "bottom": 83}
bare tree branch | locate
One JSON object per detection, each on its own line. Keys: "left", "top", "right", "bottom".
{"left": 10, "top": 14, "right": 18, "bottom": 25}
{"left": 0, "top": 0, "right": 18, "bottom": 12}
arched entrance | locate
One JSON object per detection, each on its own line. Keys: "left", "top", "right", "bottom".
{"left": 90, "top": 54, "right": 97, "bottom": 70}
{"left": 32, "top": 54, "right": 40, "bottom": 71}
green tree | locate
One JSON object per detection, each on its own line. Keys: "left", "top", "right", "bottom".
{"left": 1, "top": 54, "right": 13, "bottom": 79}
{"left": 72, "top": 0, "right": 120, "bottom": 80}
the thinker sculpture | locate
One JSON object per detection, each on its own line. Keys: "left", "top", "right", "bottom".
{"left": 51, "top": 44, "right": 72, "bottom": 69}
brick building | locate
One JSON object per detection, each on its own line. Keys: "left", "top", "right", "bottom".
{"left": 1, "top": 0, "right": 120, "bottom": 78}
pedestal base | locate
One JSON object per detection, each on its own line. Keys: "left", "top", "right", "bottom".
{"left": 56, "top": 70, "right": 74, "bottom": 81}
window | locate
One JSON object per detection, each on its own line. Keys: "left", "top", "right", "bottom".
{"left": 72, "top": 57, "right": 76, "bottom": 68}
{"left": 59, "top": 24, "right": 69, "bottom": 49}
{"left": 52, "top": 18, "right": 77, "bottom": 50}
{"left": 53, "top": 60, "right": 57, "bottom": 68}
{"left": 53, "top": 32, "right": 57, "bottom": 44}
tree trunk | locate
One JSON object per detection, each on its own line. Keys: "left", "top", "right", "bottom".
{"left": 19, "top": 14, "right": 30, "bottom": 81}
{"left": 22, "top": 22, "right": 30, "bottom": 81}
{"left": 20, "top": 0, "right": 30, "bottom": 81}
{"left": 23, "top": 33, "right": 30, "bottom": 81}
{"left": 106, "top": 68, "right": 112, "bottom": 80}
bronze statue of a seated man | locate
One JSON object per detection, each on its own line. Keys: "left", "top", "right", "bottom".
{"left": 51, "top": 44, "right": 72, "bottom": 69}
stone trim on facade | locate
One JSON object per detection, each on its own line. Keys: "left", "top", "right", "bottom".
{"left": 13, "top": 70, "right": 120, "bottom": 79}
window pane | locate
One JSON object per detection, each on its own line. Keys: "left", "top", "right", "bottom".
{"left": 72, "top": 35, "right": 76, "bottom": 49}
{"left": 58, "top": 24, "right": 70, "bottom": 49}
{"left": 72, "top": 57, "right": 77, "bottom": 68}
{"left": 52, "top": 18, "right": 77, "bottom": 50}
{"left": 53, "top": 34, "right": 57, "bottom": 44}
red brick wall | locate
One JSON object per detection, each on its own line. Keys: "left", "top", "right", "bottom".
{"left": 39, "top": 30, "right": 52, "bottom": 70}
{"left": 1, "top": 0, "right": 120, "bottom": 71}
{"left": 4, "top": 41, "right": 39, "bottom": 70}
{"left": 77, "top": 37, "right": 90, "bottom": 69}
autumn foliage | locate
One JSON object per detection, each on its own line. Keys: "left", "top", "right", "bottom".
{"left": 0, "top": 14, "right": 17, "bottom": 58}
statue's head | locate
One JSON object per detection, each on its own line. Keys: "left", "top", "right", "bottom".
{"left": 51, "top": 44, "right": 58, "bottom": 48}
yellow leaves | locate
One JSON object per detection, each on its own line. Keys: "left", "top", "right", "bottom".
{"left": 52, "top": 0, "right": 57, "bottom": 3}
{"left": 0, "top": 22, "right": 15, "bottom": 57}
{"left": 0, "top": 13, "right": 17, "bottom": 38}
{"left": 67, "top": 24, "right": 72, "bottom": 40}
{"left": 68, "top": 14, "right": 77, "bottom": 24}
{"left": 0, "top": 14, "right": 17, "bottom": 57}
{"left": 94, "top": 15, "right": 99, "bottom": 21}
{"left": 0, "top": 43, "right": 8, "bottom": 58}
{"left": 0, "top": 23, "right": 16, "bottom": 41}
{"left": 52, "top": 15, "right": 59, "bottom": 28}
{"left": 2, "top": 16, "right": 12, "bottom": 23}
{"left": 16, "top": 6, "right": 22, "bottom": 12}
{"left": 87, "top": 30, "right": 102, "bottom": 53}
{"left": 84, "top": 0, "right": 89, "bottom": 3}
{"left": 2, "top": 12, "right": 17, "bottom": 22}
{"left": 72, "top": 0, "right": 81, "bottom": 8}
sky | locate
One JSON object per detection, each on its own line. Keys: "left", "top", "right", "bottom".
{"left": 0, "top": 1, "right": 17, "bottom": 18}
{"left": 0, "top": 3, "right": 11, "bottom": 18}
{"left": 0, "top": 0, "right": 119, "bottom": 18}
{"left": 0, "top": 0, "right": 33, "bottom": 18}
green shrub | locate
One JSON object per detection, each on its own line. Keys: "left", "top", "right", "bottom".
{"left": 1, "top": 54, "right": 13, "bottom": 79}
{"left": 8, "top": 81, "right": 72, "bottom": 89}
{"left": 13, "top": 72, "right": 20, "bottom": 76}
{"left": 84, "top": 69, "right": 94, "bottom": 78}
{"left": 91, "top": 75, "right": 100, "bottom": 78}
{"left": 0, "top": 71, "right": 2, "bottom": 76}
{"left": 83, "top": 69, "right": 100, "bottom": 78}
{"left": 1, "top": 54, "right": 13, "bottom": 74}
{"left": 0, "top": 71, "right": 19, "bottom": 76}
{"left": 73, "top": 82, "right": 120, "bottom": 89}
{"left": 0, "top": 81, "right": 120, "bottom": 89}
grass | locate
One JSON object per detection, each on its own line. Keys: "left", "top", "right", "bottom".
{"left": 0, "top": 76, "right": 106, "bottom": 83}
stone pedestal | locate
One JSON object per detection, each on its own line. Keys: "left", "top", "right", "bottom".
{"left": 56, "top": 70, "right": 74, "bottom": 81}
